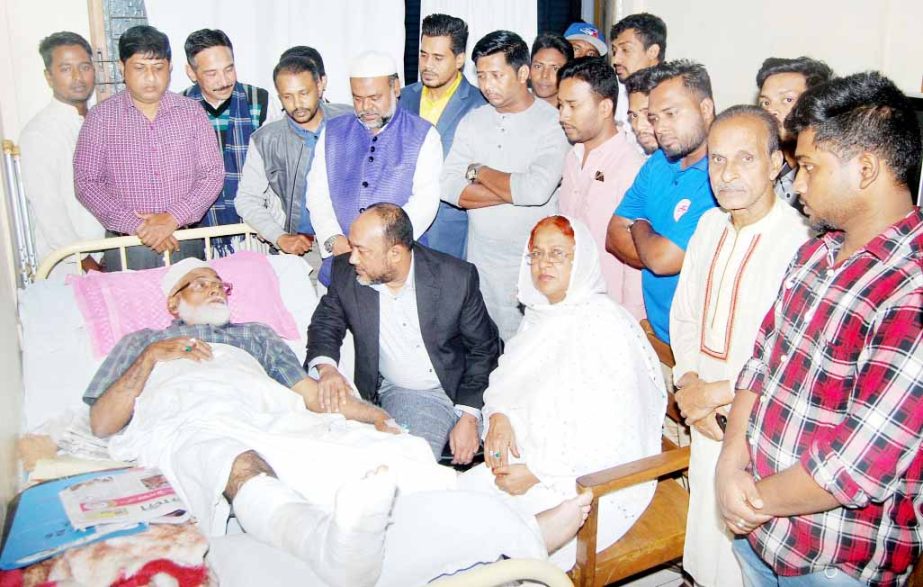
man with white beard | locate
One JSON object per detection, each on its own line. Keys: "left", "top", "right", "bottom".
{"left": 307, "top": 51, "right": 441, "bottom": 287}
{"left": 82, "top": 258, "right": 593, "bottom": 587}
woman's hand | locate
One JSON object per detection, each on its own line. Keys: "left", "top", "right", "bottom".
{"left": 492, "top": 464, "right": 539, "bottom": 495}
{"left": 484, "top": 413, "right": 519, "bottom": 469}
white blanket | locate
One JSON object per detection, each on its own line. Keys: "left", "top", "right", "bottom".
{"left": 108, "top": 344, "right": 457, "bottom": 535}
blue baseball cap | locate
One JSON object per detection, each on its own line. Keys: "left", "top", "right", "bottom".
{"left": 563, "top": 22, "right": 607, "bottom": 56}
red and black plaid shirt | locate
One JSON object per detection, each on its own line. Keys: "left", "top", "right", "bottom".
{"left": 736, "top": 209, "right": 923, "bottom": 586}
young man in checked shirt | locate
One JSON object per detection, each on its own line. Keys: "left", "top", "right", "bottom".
{"left": 716, "top": 72, "right": 923, "bottom": 586}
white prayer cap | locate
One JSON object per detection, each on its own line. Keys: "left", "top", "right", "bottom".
{"left": 349, "top": 51, "right": 398, "bottom": 78}
{"left": 161, "top": 258, "right": 212, "bottom": 297}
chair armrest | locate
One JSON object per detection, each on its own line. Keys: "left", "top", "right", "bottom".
{"left": 571, "top": 446, "right": 691, "bottom": 586}
{"left": 576, "top": 446, "right": 690, "bottom": 498}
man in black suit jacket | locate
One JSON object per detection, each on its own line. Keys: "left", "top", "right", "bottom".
{"left": 306, "top": 203, "right": 500, "bottom": 464}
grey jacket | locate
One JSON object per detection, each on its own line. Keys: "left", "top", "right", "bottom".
{"left": 235, "top": 102, "right": 352, "bottom": 245}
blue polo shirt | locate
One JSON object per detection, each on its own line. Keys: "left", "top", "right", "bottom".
{"left": 614, "top": 149, "right": 716, "bottom": 344}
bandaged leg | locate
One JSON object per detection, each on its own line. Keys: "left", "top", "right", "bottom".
{"left": 232, "top": 467, "right": 397, "bottom": 587}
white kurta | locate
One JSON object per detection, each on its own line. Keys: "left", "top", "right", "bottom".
{"left": 458, "top": 216, "right": 666, "bottom": 570}
{"left": 18, "top": 99, "right": 104, "bottom": 275}
{"left": 670, "top": 200, "right": 810, "bottom": 586}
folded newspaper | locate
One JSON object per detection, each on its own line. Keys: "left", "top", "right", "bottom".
{"left": 59, "top": 467, "right": 190, "bottom": 530}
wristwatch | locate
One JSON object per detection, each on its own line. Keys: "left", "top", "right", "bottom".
{"left": 324, "top": 234, "right": 343, "bottom": 254}
{"left": 466, "top": 163, "right": 483, "bottom": 183}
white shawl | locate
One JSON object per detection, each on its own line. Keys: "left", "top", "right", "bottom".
{"left": 482, "top": 216, "right": 666, "bottom": 496}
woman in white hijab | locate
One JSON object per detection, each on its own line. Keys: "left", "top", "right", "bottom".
{"left": 458, "top": 215, "right": 667, "bottom": 569}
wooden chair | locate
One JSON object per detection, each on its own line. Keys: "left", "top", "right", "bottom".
{"left": 568, "top": 437, "right": 690, "bottom": 587}
{"left": 570, "top": 319, "right": 690, "bottom": 586}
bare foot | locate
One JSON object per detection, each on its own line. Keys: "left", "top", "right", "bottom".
{"left": 535, "top": 491, "right": 593, "bottom": 553}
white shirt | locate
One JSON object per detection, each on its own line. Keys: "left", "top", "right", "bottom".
{"left": 370, "top": 256, "right": 441, "bottom": 390}
{"left": 18, "top": 99, "right": 104, "bottom": 274}
{"left": 306, "top": 121, "right": 442, "bottom": 255}
{"left": 309, "top": 253, "right": 480, "bottom": 419}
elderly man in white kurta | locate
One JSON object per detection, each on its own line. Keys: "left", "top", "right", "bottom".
{"left": 669, "top": 106, "right": 809, "bottom": 587}
{"left": 441, "top": 31, "right": 569, "bottom": 341}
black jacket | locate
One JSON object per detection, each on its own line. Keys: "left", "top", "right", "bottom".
{"left": 305, "top": 243, "right": 500, "bottom": 408}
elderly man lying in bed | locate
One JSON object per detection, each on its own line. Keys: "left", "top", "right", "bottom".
{"left": 83, "top": 257, "right": 591, "bottom": 587}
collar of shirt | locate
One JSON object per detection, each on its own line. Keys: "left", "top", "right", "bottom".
{"left": 370, "top": 251, "right": 415, "bottom": 297}
{"left": 721, "top": 193, "right": 789, "bottom": 235}
{"left": 47, "top": 96, "right": 85, "bottom": 122}
{"left": 287, "top": 115, "right": 326, "bottom": 147}
{"left": 420, "top": 71, "right": 461, "bottom": 123}
{"left": 666, "top": 149, "right": 709, "bottom": 176}
{"left": 118, "top": 89, "right": 182, "bottom": 118}
{"left": 171, "top": 318, "right": 234, "bottom": 330}
{"left": 570, "top": 130, "right": 626, "bottom": 170}
{"left": 821, "top": 207, "right": 923, "bottom": 263}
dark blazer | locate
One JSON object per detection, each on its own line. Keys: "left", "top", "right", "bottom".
{"left": 400, "top": 75, "right": 486, "bottom": 157}
{"left": 305, "top": 243, "right": 500, "bottom": 409}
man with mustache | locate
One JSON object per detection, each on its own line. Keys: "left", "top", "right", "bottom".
{"left": 235, "top": 49, "right": 351, "bottom": 276}
{"left": 307, "top": 51, "right": 441, "bottom": 287}
{"left": 606, "top": 60, "right": 717, "bottom": 362}
{"left": 74, "top": 25, "right": 224, "bottom": 270}
{"left": 669, "top": 105, "right": 809, "bottom": 586}
{"left": 400, "top": 13, "right": 485, "bottom": 260}
{"left": 440, "top": 30, "right": 569, "bottom": 342}
{"left": 19, "top": 31, "right": 104, "bottom": 276}
{"left": 181, "top": 29, "right": 275, "bottom": 255}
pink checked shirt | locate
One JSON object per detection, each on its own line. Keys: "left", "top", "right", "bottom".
{"left": 73, "top": 90, "right": 224, "bottom": 235}
{"left": 559, "top": 131, "right": 646, "bottom": 319}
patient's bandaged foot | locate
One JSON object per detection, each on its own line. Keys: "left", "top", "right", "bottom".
{"left": 233, "top": 468, "right": 397, "bottom": 587}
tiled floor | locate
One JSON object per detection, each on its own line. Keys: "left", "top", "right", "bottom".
{"left": 620, "top": 566, "right": 686, "bottom": 586}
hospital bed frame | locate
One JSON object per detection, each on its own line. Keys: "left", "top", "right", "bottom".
{"left": 27, "top": 223, "right": 573, "bottom": 587}
{"left": 34, "top": 222, "right": 261, "bottom": 280}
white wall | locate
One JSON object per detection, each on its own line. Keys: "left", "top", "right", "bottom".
{"left": 0, "top": 0, "right": 79, "bottom": 522}
{"left": 0, "top": 0, "right": 91, "bottom": 140}
{"left": 610, "top": 0, "right": 923, "bottom": 109}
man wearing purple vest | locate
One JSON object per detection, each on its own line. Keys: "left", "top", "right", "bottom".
{"left": 307, "top": 51, "right": 442, "bottom": 286}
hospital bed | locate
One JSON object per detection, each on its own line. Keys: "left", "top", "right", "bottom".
{"left": 14, "top": 223, "right": 572, "bottom": 587}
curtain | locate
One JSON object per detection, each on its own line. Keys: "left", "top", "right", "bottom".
{"left": 145, "top": 0, "right": 405, "bottom": 104}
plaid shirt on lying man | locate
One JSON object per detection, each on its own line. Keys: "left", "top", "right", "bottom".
{"left": 736, "top": 209, "right": 923, "bottom": 587}
{"left": 83, "top": 320, "right": 307, "bottom": 406}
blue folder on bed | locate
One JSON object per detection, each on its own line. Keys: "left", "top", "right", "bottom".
{"left": 0, "top": 469, "right": 146, "bottom": 570}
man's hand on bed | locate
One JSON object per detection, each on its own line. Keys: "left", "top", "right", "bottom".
{"left": 449, "top": 413, "right": 479, "bottom": 465}
{"left": 135, "top": 212, "right": 179, "bottom": 252}
{"left": 81, "top": 256, "right": 104, "bottom": 273}
{"left": 492, "top": 464, "right": 539, "bottom": 496}
{"left": 315, "top": 364, "right": 353, "bottom": 412}
{"left": 147, "top": 337, "right": 213, "bottom": 363}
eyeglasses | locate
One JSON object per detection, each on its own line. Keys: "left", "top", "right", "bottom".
{"left": 525, "top": 248, "right": 573, "bottom": 265}
{"left": 175, "top": 278, "right": 233, "bottom": 295}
